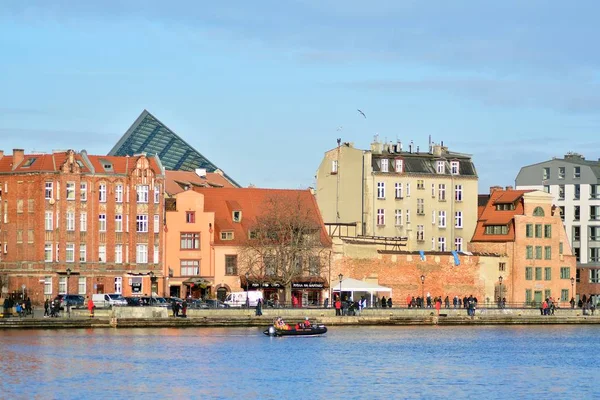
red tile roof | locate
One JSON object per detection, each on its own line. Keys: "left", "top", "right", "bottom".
{"left": 165, "top": 170, "right": 235, "bottom": 195}
{"left": 193, "top": 187, "right": 332, "bottom": 247}
{"left": 471, "top": 189, "right": 532, "bottom": 242}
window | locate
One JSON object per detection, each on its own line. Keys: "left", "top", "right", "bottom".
{"left": 455, "top": 185, "right": 462, "bottom": 201}
{"left": 154, "top": 185, "right": 160, "bottom": 203}
{"left": 394, "top": 209, "right": 402, "bottom": 226}
{"left": 221, "top": 231, "right": 234, "bottom": 240}
{"left": 381, "top": 159, "right": 389, "bottom": 172}
{"left": 591, "top": 270, "right": 600, "bottom": 283}
{"left": 80, "top": 212, "right": 87, "bottom": 232}
{"left": 27, "top": 230, "right": 33, "bottom": 244}
{"left": 438, "top": 211, "right": 446, "bottom": 228}
{"left": 331, "top": 160, "right": 338, "bottom": 174}
{"left": 406, "top": 183, "right": 410, "bottom": 197}
{"left": 574, "top": 247, "right": 580, "bottom": 262}
{"left": 136, "top": 244, "right": 148, "bottom": 264}
{"left": 438, "top": 237, "right": 446, "bottom": 252}
{"left": 525, "top": 289, "right": 532, "bottom": 303}
{"left": 574, "top": 166, "right": 580, "bottom": 179}
{"left": 591, "top": 248, "right": 600, "bottom": 263}
{"left": 558, "top": 166, "right": 565, "bottom": 179}
{"left": 559, "top": 206, "right": 564, "bottom": 220}
{"left": 79, "top": 244, "right": 86, "bottom": 263}
{"left": 78, "top": 277, "right": 86, "bottom": 295}
{"left": 544, "top": 289, "right": 551, "bottom": 300}
{"left": 573, "top": 226, "right": 580, "bottom": 241}
{"left": 65, "top": 243, "right": 74, "bottom": 262}
{"left": 45, "top": 182, "right": 53, "bottom": 199}
{"left": 225, "top": 255, "right": 238, "bottom": 275}
{"left": 181, "top": 233, "right": 200, "bottom": 249}
{"left": 16, "top": 230, "right": 22, "bottom": 244}
{"left": 114, "top": 277, "right": 122, "bottom": 295}
{"left": 406, "top": 209, "right": 410, "bottom": 224}
{"left": 417, "top": 179, "right": 424, "bottom": 189}
{"left": 591, "top": 184, "right": 600, "bottom": 199}
{"left": 417, "top": 225, "right": 424, "bottom": 241}
{"left": 395, "top": 159, "right": 403, "bottom": 173}
{"left": 558, "top": 185, "right": 565, "bottom": 200}
{"left": 395, "top": 183, "right": 403, "bottom": 199}
{"left": 535, "top": 224, "right": 542, "bottom": 238}
{"left": 153, "top": 246, "right": 159, "bottom": 263}
{"left": 154, "top": 215, "right": 160, "bottom": 233}
{"left": 56, "top": 211, "right": 60, "bottom": 229}
{"left": 485, "top": 225, "right": 508, "bottom": 235}
{"left": 455, "top": 237, "right": 463, "bottom": 252}
{"left": 574, "top": 184, "right": 580, "bottom": 200}
{"left": 186, "top": 211, "right": 196, "bottom": 223}
{"left": 377, "top": 209, "right": 385, "bottom": 225}
{"left": 436, "top": 160, "right": 445, "bottom": 174}
{"left": 533, "top": 207, "right": 545, "bottom": 217}
{"left": 526, "top": 267, "right": 533, "bottom": 280}
{"left": 98, "top": 184, "right": 107, "bottom": 203}
{"left": 99, "top": 214, "right": 106, "bottom": 232}
{"left": 574, "top": 206, "right": 580, "bottom": 221}
{"left": 80, "top": 182, "right": 87, "bottom": 201}
{"left": 44, "top": 243, "right": 52, "bottom": 262}
{"left": 526, "top": 224, "right": 533, "bottom": 238}
{"left": 45, "top": 211, "right": 53, "bottom": 231}
{"left": 535, "top": 246, "right": 542, "bottom": 260}
{"left": 136, "top": 185, "right": 149, "bottom": 203}
{"left": 98, "top": 245, "right": 106, "bottom": 263}
{"left": 499, "top": 262, "right": 506, "bottom": 272}
{"left": 559, "top": 242, "right": 564, "bottom": 255}
{"left": 535, "top": 267, "right": 542, "bottom": 280}
{"left": 591, "top": 206, "right": 600, "bottom": 220}
{"left": 309, "top": 256, "right": 321, "bottom": 276}
{"left": 543, "top": 167, "right": 550, "bottom": 180}
{"left": 417, "top": 199, "right": 424, "bottom": 215}
{"left": 544, "top": 246, "right": 551, "bottom": 260}
{"left": 66, "top": 212, "right": 75, "bottom": 231}
{"left": 16, "top": 199, "right": 23, "bottom": 214}
{"left": 450, "top": 161, "right": 459, "bottom": 175}
{"left": 526, "top": 246, "right": 533, "bottom": 259}
{"left": 431, "top": 183, "right": 435, "bottom": 198}
{"left": 115, "top": 184, "right": 123, "bottom": 203}
{"left": 544, "top": 224, "right": 552, "bottom": 238}
{"left": 438, "top": 184, "right": 446, "bottom": 201}
{"left": 377, "top": 182, "right": 385, "bottom": 199}
{"left": 561, "top": 289, "right": 569, "bottom": 302}
{"left": 590, "top": 227, "right": 600, "bottom": 241}
{"left": 544, "top": 267, "right": 552, "bottom": 281}
{"left": 544, "top": 185, "right": 550, "bottom": 194}
{"left": 59, "top": 277, "right": 67, "bottom": 295}
{"left": 115, "top": 214, "right": 123, "bottom": 232}
{"left": 27, "top": 199, "right": 34, "bottom": 213}
{"left": 455, "top": 211, "right": 462, "bottom": 228}
{"left": 136, "top": 215, "right": 148, "bottom": 232}
{"left": 432, "top": 210, "right": 436, "bottom": 225}
{"left": 115, "top": 244, "right": 123, "bottom": 264}
{"left": 66, "top": 182, "right": 75, "bottom": 200}
{"left": 181, "top": 260, "right": 200, "bottom": 276}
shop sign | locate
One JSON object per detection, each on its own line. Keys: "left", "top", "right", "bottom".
{"left": 292, "top": 282, "right": 324, "bottom": 289}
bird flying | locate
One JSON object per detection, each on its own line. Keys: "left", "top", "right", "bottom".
{"left": 357, "top": 109, "right": 366, "bottom": 118}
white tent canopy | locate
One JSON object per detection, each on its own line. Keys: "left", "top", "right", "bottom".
{"left": 332, "top": 278, "right": 392, "bottom": 306}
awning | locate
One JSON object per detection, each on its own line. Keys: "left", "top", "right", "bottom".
{"left": 240, "top": 276, "right": 329, "bottom": 289}
{"left": 332, "top": 277, "right": 392, "bottom": 304}
{"left": 182, "top": 278, "right": 212, "bottom": 288}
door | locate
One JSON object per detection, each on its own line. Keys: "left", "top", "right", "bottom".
{"left": 534, "top": 291, "right": 543, "bottom": 306}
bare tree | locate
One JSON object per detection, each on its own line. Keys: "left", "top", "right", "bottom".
{"left": 238, "top": 192, "right": 331, "bottom": 303}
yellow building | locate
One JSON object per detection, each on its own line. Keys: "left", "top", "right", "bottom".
{"left": 315, "top": 139, "right": 478, "bottom": 252}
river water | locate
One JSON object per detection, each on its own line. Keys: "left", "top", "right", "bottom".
{"left": 0, "top": 325, "right": 598, "bottom": 399}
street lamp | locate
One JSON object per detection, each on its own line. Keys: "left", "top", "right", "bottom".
{"left": 338, "top": 273, "right": 343, "bottom": 301}
{"left": 420, "top": 275, "right": 425, "bottom": 306}
{"left": 245, "top": 272, "right": 250, "bottom": 308}
{"left": 498, "top": 275, "right": 503, "bottom": 308}
{"left": 571, "top": 277, "right": 575, "bottom": 307}
{"left": 66, "top": 268, "right": 71, "bottom": 317}
{"left": 149, "top": 271, "right": 155, "bottom": 305}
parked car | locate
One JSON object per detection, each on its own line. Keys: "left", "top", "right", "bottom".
{"left": 166, "top": 297, "right": 184, "bottom": 306}
{"left": 55, "top": 294, "right": 85, "bottom": 310}
{"left": 139, "top": 296, "right": 170, "bottom": 307}
{"left": 202, "top": 299, "right": 230, "bottom": 309}
{"left": 123, "top": 297, "right": 143, "bottom": 306}
{"left": 92, "top": 293, "right": 127, "bottom": 308}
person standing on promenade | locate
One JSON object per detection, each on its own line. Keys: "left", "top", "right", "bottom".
{"left": 87, "top": 296, "right": 94, "bottom": 318}
{"left": 570, "top": 297, "right": 575, "bottom": 309}
{"left": 255, "top": 298, "right": 263, "bottom": 316}
{"left": 181, "top": 299, "right": 188, "bottom": 318}
{"left": 335, "top": 296, "right": 341, "bottom": 316}
{"left": 435, "top": 298, "right": 441, "bottom": 316}
{"left": 172, "top": 301, "right": 179, "bottom": 317}
{"left": 387, "top": 297, "right": 392, "bottom": 308}
{"left": 426, "top": 293, "right": 432, "bottom": 308}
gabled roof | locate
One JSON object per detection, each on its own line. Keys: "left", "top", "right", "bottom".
{"left": 471, "top": 189, "right": 532, "bottom": 242}
{"left": 193, "top": 187, "right": 331, "bottom": 247}
{"left": 164, "top": 170, "right": 237, "bottom": 196}
{"left": 108, "top": 110, "right": 239, "bottom": 185}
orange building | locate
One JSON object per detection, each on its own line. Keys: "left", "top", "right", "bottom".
{"left": 470, "top": 188, "right": 576, "bottom": 306}
{"left": 0, "top": 149, "right": 165, "bottom": 304}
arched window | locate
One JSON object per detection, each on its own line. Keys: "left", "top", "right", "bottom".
{"left": 533, "top": 207, "right": 545, "bottom": 217}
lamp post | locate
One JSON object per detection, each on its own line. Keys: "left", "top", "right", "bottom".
{"left": 420, "top": 275, "right": 425, "bottom": 306}
{"left": 65, "top": 268, "right": 72, "bottom": 317}
{"left": 245, "top": 272, "right": 250, "bottom": 308}
{"left": 498, "top": 275, "right": 503, "bottom": 308}
{"left": 338, "top": 273, "right": 343, "bottom": 301}
{"left": 571, "top": 277, "right": 575, "bottom": 306}
{"left": 149, "top": 271, "right": 155, "bottom": 305}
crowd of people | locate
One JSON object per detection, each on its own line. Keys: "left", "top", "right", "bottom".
{"left": 2, "top": 296, "right": 33, "bottom": 317}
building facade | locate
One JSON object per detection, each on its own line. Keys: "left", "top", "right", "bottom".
{"left": 315, "top": 139, "right": 478, "bottom": 252}
{"left": 515, "top": 153, "right": 600, "bottom": 298}
{"left": 0, "top": 149, "right": 165, "bottom": 303}
{"left": 469, "top": 189, "right": 576, "bottom": 305}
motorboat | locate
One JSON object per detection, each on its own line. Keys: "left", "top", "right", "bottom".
{"left": 263, "top": 324, "right": 327, "bottom": 337}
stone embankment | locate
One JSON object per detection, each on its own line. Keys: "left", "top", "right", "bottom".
{"left": 1, "top": 307, "right": 599, "bottom": 329}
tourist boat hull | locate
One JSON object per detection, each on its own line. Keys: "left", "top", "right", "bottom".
{"left": 263, "top": 325, "right": 327, "bottom": 337}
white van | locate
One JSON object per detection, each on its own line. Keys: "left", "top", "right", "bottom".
{"left": 224, "top": 291, "right": 263, "bottom": 307}
{"left": 92, "top": 293, "right": 127, "bottom": 308}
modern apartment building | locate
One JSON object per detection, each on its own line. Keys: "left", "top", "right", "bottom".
{"left": 515, "top": 153, "right": 600, "bottom": 297}
{"left": 470, "top": 189, "right": 576, "bottom": 305}
{"left": 315, "top": 139, "right": 478, "bottom": 252}
{"left": 0, "top": 149, "right": 165, "bottom": 303}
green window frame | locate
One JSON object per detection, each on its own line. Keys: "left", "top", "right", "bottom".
{"left": 535, "top": 267, "right": 542, "bottom": 280}
{"left": 544, "top": 224, "right": 552, "bottom": 238}
{"left": 526, "top": 246, "right": 533, "bottom": 259}
{"left": 526, "top": 267, "right": 533, "bottom": 280}
{"left": 544, "top": 246, "right": 551, "bottom": 260}
{"left": 544, "top": 267, "right": 552, "bottom": 281}
{"left": 561, "top": 289, "right": 569, "bottom": 301}
{"left": 535, "top": 224, "right": 542, "bottom": 238}
{"left": 544, "top": 289, "right": 551, "bottom": 299}
{"left": 526, "top": 224, "right": 533, "bottom": 238}
{"left": 535, "top": 246, "right": 542, "bottom": 259}
{"left": 559, "top": 242, "right": 563, "bottom": 255}
{"left": 560, "top": 267, "right": 571, "bottom": 279}
{"left": 526, "top": 289, "right": 532, "bottom": 303}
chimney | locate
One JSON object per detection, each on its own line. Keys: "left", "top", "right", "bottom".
{"left": 409, "top": 140, "right": 414, "bottom": 153}
{"left": 12, "top": 149, "right": 24, "bottom": 170}
{"left": 0, "top": 150, "right": 4, "bottom": 159}
{"left": 505, "top": 185, "right": 513, "bottom": 191}
{"left": 432, "top": 144, "right": 443, "bottom": 157}
{"left": 490, "top": 185, "right": 503, "bottom": 194}
{"left": 195, "top": 168, "right": 207, "bottom": 178}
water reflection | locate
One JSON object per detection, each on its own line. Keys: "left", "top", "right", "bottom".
{"left": 0, "top": 326, "right": 598, "bottom": 399}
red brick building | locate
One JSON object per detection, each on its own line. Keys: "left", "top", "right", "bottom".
{"left": 0, "top": 149, "right": 165, "bottom": 304}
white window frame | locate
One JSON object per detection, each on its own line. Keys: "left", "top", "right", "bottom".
{"left": 79, "top": 244, "right": 86, "bottom": 263}
{"left": 377, "top": 209, "right": 385, "bottom": 225}
{"left": 80, "top": 212, "right": 87, "bottom": 232}
{"left": 136, "top": 214, "right": 149, "bottom": 233}
{"left": 438, "top": 237, "right": 446, "bottom": 252}
{"left": 99, "top": 184, "right": 107, "bottom": 203}
{"left": 406, "top": 209, "right": 410, "bottom": 224}
{"left": 381, "top": 159, "right": 389, "bottom": 173}
{"left": 45, "top": 182, "right": 53, "bottom": 200}
{"left": 66, "top": 211, "right": 75, "bottom": 231}
{"left": 59, "top": 276, "right": 67, "bottom": 295}
{"left": 406, "top": 183, "right": 411, "bottom": 197}
{"left": 115, "top": 184, "right": 123, "bottom": 203}
{"left": 65, "top": 243, "right": 75, "bottom": 263}
{"left": 394, "top": 209, "right": 402, "bottom": 226}
{"left": 153, "top": 246, "right": 159, "bottom": 264}
{"left": 44, "top": 276, "right": 52, "bottom": 295}
{"left": 455, "top": 211, "right": 463, "bottom": 228}
{"left": 432, "top": 210, "right": 436, "bottom": 225}
{"left": 154, "top": 185, "right": 160, "bottom": 204}
{"left": 431, "top": 236, "right": 436, "bottom": 250}
{"left": 436, "top": 160, "right": 445, "bottom": 174}
{"left": 431, "top": 183, "right": 435, "bottom": 198}
{"left": 66, "top": 181, "right": 76, "bottom": 200}
{"left": 80, "top": 182, "right": 87, "bottom": 201}
{"left": 114, "top": 277, "right": 123, "bottom": 295}
{"left": 417, "top": 225, "right": 424, "bottom": 241}
{"left": 439, "top": 210, "right": 446, "bottom": 228}
{"left": 395, "top": 159, "right": 403, "bottom": 173}
{"left": 78, "top": 277, "right": 86, "bottom": 295}
{"left": 395, "top": 183, "right": 403, "bottom": 199}
{"left": 438, "top": 184, "right": 446, "bottom": 201}
{"left": 44, "top": 243, "right": 52, "bottom": 262}
{"left": 450, "top": 161, "right": 459, "bottom": 175}
{"left": 98, "top": 245, "right": 106, "bottom": 263}
{"left": 55, "top": 243, "right": 59, "bottom": 262}
{"left": 136, "top": 244, "right": 148, "bottom": 264}
{"left": 377, "top": 182, "right": 385, "bottom": 199}
{"left": 455, "top": 237, "right": 463, "bottom": 252}
{"left": 137, "top": 185, "right": 149, "bottom": 203}
{"left": 115, "top": 244, "right": 123, "bottom": 264}
{"left": 331, "top": 160, "right": 338, "bottom": 174}
{"left": 455, "top": 185, "right": 463, "bottom": 201}
{"left": 154, "top": 214, "right": 160, "bottom": 233}
{"left": 115, "top": 214, "right": 123, "bottom": 232}
{"left": 99, "top": 214, "right": 107, "bottom": 232}
{"left": 45, "top": 211, "right": 53, "bottom": 231}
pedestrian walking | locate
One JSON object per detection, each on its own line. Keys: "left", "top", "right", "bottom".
{"left": 255, "top": 298, "right": 263, "bottom": 316}
{"left": 87, "top": 296, "right": 95, "bottom": 318}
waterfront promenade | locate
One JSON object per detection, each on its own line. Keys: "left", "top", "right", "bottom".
{"left": 1, "top": 306, "right": 599, "bottom": 329}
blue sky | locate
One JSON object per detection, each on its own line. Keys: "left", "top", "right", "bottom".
{"left": 1, "top": 1, "right": 600, "bottom": 191}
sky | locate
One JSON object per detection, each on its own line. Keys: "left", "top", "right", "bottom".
{"left": 1, "top": 1, "right": 600, "bottom": 191}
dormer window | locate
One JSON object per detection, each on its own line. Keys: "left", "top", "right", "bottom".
{"left": 221, "top": 231, "right": 234, "bottom": 240}
{"left": 233, "top": 211, "right": 242, "bottom": 222}
{"left": 395, "top": 159, "right": 403, "bottom": 173}
{"left": 484, "top": 225, "right": 509, "bottom": 235}
{"left": 436, "top": 160, "right": 445, "bottom": 174}
{"left": 450, "top": 161, "right": 459, "bottom": 175}
{"left": 381, "top": 159, "right": 389, "bottom": 173}
{"left": 99, "top": 159, "right": 113, "bottom": 171}
{"left": 495, "top": 203, "right": 515, "bottom": 211}
{"left": 22, "top": 158, "right": 36, "bottom": 168}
